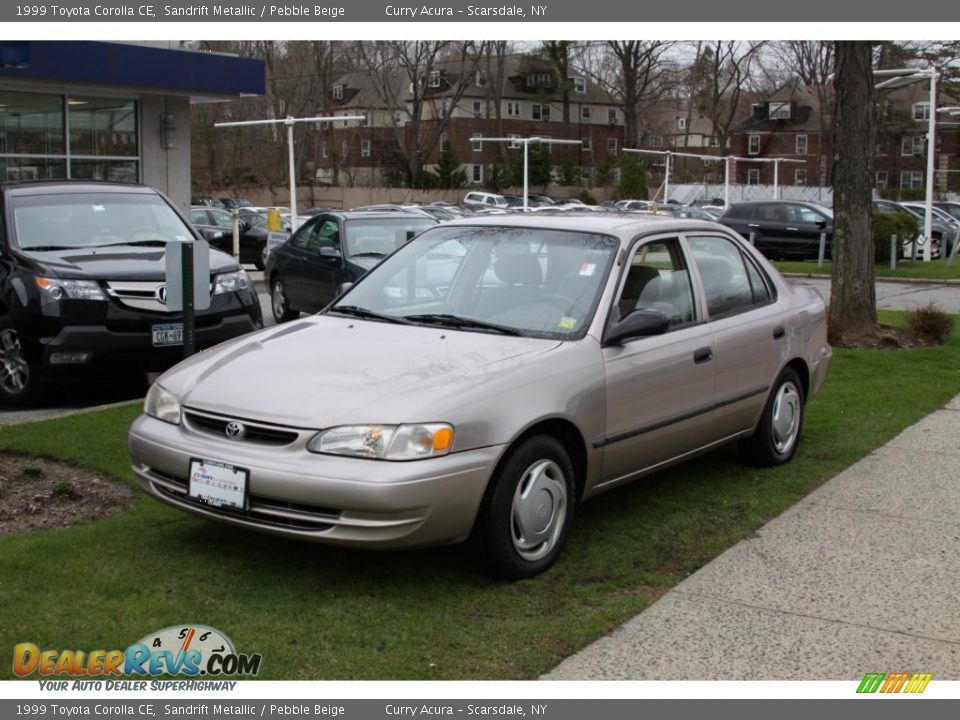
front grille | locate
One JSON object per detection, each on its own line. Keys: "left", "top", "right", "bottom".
{"left": 184, "top": 410, "right": 300, "bottom": 446}
{"left": 147, "top": 468, "right": 340, "bottom": 532}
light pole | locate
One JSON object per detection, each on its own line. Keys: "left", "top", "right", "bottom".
{"left": 875, "top": 67, "right": 938, "bottom": 261}
{"left": 477, "top": 137, "right": 581, "bottom": 210}
{"left": 729, "top": 156, "right": 805, "bottom": 200}
{"left": 622, "top": 148, "right": 725, "bottom": 204}
{"left": 215, "top": 114, "right": 364, "bottom": 230}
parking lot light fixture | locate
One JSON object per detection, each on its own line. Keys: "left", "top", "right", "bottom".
{"left": 215, "top": 115, "right": 364, "bottom": 230}
{"left": 476, "top": 137, "right": 581, "bottom": 210}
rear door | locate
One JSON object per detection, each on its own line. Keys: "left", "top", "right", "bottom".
{"left": 750, "top": 203, "right": 792, "bottom": 257}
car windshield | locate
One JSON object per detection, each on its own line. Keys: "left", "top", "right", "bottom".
{"left": 12, "top": 192, "right": 194, "bottom": 250}
{"left": 331, "top": 225, "right": 619, "bottom": 340}
{"left": 343, "top": 218, "right": 436, "bottom": 257}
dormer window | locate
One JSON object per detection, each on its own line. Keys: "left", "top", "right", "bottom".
{"left": 572, "top": 76, "right": 586, "bottom": 94}
{"left": 527, "top": 72, "right": 552, "bottom": 88}
{"left": 332, "top": 84, "right": 343, "bottom": 100}
{"left": 768, "top": 101, "right": 791, "bottom": 120}
{"left": 678, "top": 117, "right": 687, "bottom": 130}
{"left": 476, "top": 70, "right": 487, "bottom": 87}
{"left": 429, "top": 71, "right": 441, "bottom": 88}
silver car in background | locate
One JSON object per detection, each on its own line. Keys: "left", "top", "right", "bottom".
{"left": 129, "top": 214, "right": 831, "bottom": 579}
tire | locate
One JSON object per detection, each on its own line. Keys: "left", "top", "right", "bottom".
{"left": 740, "top": 367, "right": 805, "bottom": 467}
{"left": 270, "top": 276, "right": 299, "bottom": 324}
{"left": 474, "top": 435, "right": 576, "bottom": 580}
{"left": 0, "top": 318, "right": 44, "bottom": 406}
{"left": 255, "top": 242, "right": 267, "bottom": 271}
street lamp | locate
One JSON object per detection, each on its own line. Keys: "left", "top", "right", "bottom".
{"left": 875, "top": 67, "right": 938, "bottom": 261}
{"left": 476, "top": 136, "right": 581, "bottom": 210}
{"left": 215, "top": 114, "right": 364, "bottom": 230}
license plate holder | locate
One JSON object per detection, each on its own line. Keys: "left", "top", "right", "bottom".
{"left": 188, "top": 458, "right": 249, "bottom": 512}
{"left": 152, "top": 322, "right": 184, "bottom": 347}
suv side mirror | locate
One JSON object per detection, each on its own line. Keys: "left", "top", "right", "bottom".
{"left": 319, "top": 246, "right": 342, "bottom": 261}
{"left": 603, "top": 309, "right": 670, "bottom": 346}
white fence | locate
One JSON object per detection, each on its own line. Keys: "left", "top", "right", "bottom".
{"left": 667, "top": 183, "right": 833, "bottom": 207}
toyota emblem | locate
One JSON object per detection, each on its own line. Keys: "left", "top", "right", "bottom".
{"left": 156, "top": 285, "right": 167, "bottom": 305}
{"left": 224, "top": 421, "right": 246, "bottom": 439}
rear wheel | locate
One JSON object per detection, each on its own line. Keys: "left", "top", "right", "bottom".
{"left": 740, "top": 367, "right": 804, "bottom": 467}
{"left": 0, "top": 319, "right": 43, "bottom": 406}
{"left": 475, "top": 435, "right": 575, "bottom": 580}
{"left": 270, "top": 277, "right": 299, "bottom": 323}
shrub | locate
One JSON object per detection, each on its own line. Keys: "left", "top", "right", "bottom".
{"left": 907, "top": 302, "right": 954, "bottom": 345}
{"left": 577, "top": 189, "right": 598, "bottom": 205}
{"left": 874, "top": 212, "right": 919, "bottom": 263}
{"left": 616, "top": 153, "right": 648, "bottom": 200}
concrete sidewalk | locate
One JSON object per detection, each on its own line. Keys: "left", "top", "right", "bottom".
{"left": 544, "top": 396, "right": 960, "bottom": 680}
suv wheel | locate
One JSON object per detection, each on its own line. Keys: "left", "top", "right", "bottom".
{"left": 475, "top": 435, "right": 575, "bottom": 580}
{"left": 0, "top": 320, "right": 41, "bottom": 406}
{"left": 270, "top": 277, "right": 299, "bottom": 323}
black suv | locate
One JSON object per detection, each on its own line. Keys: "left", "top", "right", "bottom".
{"left": 719, "top": 200, "right": 833, "bottom": 259}
{"left": 0, "top": 181, "right": 263, "bottom": 405}
{"left": 266, "top": 211, "right": 436, "bottom": 322}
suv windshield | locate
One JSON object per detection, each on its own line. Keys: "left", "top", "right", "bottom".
{"left": 344, "top": 218, "right": 436, "bottom": 257}
{"left": 331, "top": 225, "right": 619, "bottom": 340}
{"left": 12, "top": 192, "right": 194, "bottom": 250}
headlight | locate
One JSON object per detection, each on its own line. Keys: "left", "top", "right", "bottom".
{"left": 144, "top": 384, "right": 181, "bottom": 425}
{"left": 307, "top": 423, "right": 454, "bottom": 460}
{"left": 35, "top": 277, "right": 106, "bottom": 306}
{"left": 213, "top": 270, "right": 250, "bottom": 295}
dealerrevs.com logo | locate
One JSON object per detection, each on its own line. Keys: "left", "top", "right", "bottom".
{"left": 857, "top": 672, "right": 933, "bottom": 694}
{"left": 13, "top": 625, "right": 262, "bottom": 679}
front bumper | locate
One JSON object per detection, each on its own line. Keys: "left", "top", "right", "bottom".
{"left": 128, "top": 414, "right": 504, "bottom": 549}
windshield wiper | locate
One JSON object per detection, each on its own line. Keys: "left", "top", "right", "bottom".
{"left": 101, "top": 239, "right": 169, "bottom": 247}
{"left": 349, "top": 252, "right": 388, "bottom": 258}
{"left": 403, "top": 313, "right": 522, "bottom": 336}
{"left": 328, "top": 305, "right": 414, "bottom": 325}
{"left": 22, "top": 245, "right": 81, "bottom": 251}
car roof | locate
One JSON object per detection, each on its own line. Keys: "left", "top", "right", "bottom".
{"left": 2, "top": 180, "right": 156, "bottom": 197}
{"left": 318, "top": 210, "right": 439, "bottom": 222}
{"left": 439, "top": 211, "right": 722, "bottom": 238}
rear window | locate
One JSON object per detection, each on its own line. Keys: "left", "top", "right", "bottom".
{"left": 343, "top": 218, "right": 436, "bottom": 257}
{"left": 725, "top": 204, "right": 754, "bottom": 219}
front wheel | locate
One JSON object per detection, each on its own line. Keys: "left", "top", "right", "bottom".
{"left": 474, "top": 435, "right": 575, "bottom": 580}
{"left": 255, "top": 242, "right": 267, "bottom": 271}
{"left": 0, "top": 320, "right": 43, "bottom": 406}
{"left": 740, "top": 367, "right": 805, "bottom": 467}
{"left": 270, "top": 277, "right": 299, "bottom": 324}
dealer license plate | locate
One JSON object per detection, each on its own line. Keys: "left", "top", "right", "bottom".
{"left": 188, "top": 459, "right": 249, "bottom": 511}
{"left": 152, "top": 322, "right": 183, "bottom": 347}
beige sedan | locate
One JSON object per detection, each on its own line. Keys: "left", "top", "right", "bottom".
{"left": 129, "top": 214, "right": 831, "bottom": 579}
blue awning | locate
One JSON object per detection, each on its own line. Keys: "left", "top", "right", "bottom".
{"left": 0, "top": 41, "right": 264, "bottom": 97}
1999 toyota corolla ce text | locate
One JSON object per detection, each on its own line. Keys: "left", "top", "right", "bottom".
{"left": 129, "top": 214, "right": 831, "bottom": 579}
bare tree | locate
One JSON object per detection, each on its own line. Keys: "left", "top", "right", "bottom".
{"left": 687, "top": 41, "right": 766, "bottom": 151}
{"left": 776, "top": 41, "right": 835, "bottom": 184}
{"left": 830, "top": 41, "right": 877, "bottom": 343}
{"left": 356, "top": 41, "right": 486, "bottom": 187}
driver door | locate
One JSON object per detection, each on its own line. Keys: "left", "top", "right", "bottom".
{"left": 285, "top": 216, "right": 343, "bottom": 313}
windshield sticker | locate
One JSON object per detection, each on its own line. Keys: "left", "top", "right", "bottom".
{"left": 558, "top": 316, "right": 577, "bottom": 330}
{"left": 91, "top": 205, "right": 106, "bottom": 213}
{"left": 579, "top": 263, "right": 596, "bottom": 276}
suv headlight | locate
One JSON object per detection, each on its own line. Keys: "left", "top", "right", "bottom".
{"left": 307, "top": 423, "right": 454, "bottom": 460}
{"left": 35, "top": 277, "right": 106, "bottom": 306}
{"left": 144, "top": 384, "right": 181, "bottom": 425}
{"left": 213, "top": 270, "right": 250, "bottom": 295}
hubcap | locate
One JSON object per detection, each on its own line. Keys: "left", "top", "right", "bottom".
{"left": 771, "top": 381, "right": 801, "bottom": 454}
{"left": 510, "top": 459, "right": 567, "bottom": 562}
{"left": 272, "top": 280, "right": 286, "bottom": 319}
{"left": 0, "top": 328, "right": 30, "bottom": 395}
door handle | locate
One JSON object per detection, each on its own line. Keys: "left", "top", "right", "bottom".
{"left": 786, "top": 227, "right": 799, "bottom": 231}
{"left": 773, "top": 325, "right": 786, "bottom": 340}
{"left": 693, "top": 347, "right": 713, "bottom": 364}
{"left": 747, "top": 223, "right": 760, "bottom": 228}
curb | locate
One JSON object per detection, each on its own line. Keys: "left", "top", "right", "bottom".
{"left": 781, "top": 272, "right": 960, "bottom": 286}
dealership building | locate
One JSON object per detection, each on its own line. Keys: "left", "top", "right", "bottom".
{"left": 0, "top": 41, "right": 264, "bottom": 210}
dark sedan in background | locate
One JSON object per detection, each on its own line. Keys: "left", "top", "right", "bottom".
{"left": 190, "top": 206, "right": 274, "bottom": 269}
{"left": 720, "top": 201, "right": 832, "bottom": 260}
{"left": 266, "top": 211, "right": 437, "bottom": 323}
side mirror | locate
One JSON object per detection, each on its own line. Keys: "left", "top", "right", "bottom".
{"left": 816, "top": 219, "right": 828, "bottom": 229}
{"left": 239, "top": 221, "right": 251, "bottom": 233}
{"left": 319, "top": 246, "right": 342, "bottom": 261}
{"left": 603, "top": 309, "right": 670, "bottom": 347}
{"left": 337, "top": 282, "right": 353, "bottom": 296}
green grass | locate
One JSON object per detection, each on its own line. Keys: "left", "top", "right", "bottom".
{"left": 775, "top": 259, "right": 960, "bottom": 281}
{"left": 2, "top": 315, "right": 960, "bottom": 680}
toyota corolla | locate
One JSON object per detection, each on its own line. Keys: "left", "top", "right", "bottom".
{"left": 128, "top": 214, "right": 831, "bottom": 579}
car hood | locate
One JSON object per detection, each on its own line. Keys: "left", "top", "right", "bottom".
{"left": 21, "top": 245, "right": 239, "bottom": 280}
{"left": 161, "top": 315, "right": 564, "bottom": 427}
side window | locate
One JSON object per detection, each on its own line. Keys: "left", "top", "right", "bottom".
{"left": 312, "top": 220, "right": 340, "bottom": 252}
{"left": 209, "top": 210, "right": 235, "bottom": 229}
{"left": 615, "top": 238, "right": 695, "bottom": 329}
{"left": 687, "top": 235, "right": 772, "bottom": 318}
{"left": 291, "top": 218, "right": 319, "bottom": 249}
{"left": 190, "top": 209, "right": 209, "bottom": 225}
{"left": 756, "top": 204, "right": 785, "bottom": 222}
{"left": 795, "top": 206, "right": 824, "bottom": 224}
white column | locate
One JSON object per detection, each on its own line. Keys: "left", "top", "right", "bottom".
{"left": 664, "top": 152, "right": 671, "bottom": 204}
{"left": 923, "top": 73, "right": 937, "bottom": 261}
{"left": 773, "top": 159, "right": 780, "bottom": 199}
{"left": 286, "top": 118, "right": 298, "bottom": 231}
{"left": 523, "top": 141, "right": 529, "bottom": 211}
